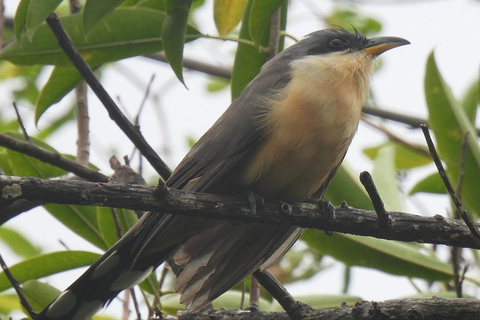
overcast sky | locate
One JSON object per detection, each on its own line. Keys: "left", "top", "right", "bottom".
{"left": 2, "top": 0, "right": 480, "bottom": 318}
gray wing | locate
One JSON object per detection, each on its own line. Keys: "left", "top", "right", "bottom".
{"left": 167, "top": 57, "right": 292, "bottom": 192}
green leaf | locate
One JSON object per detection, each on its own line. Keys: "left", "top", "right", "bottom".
{"left": 231, "top": 0, "right": 268, "bottom": 99}
{"left": 25, "top": 0, "right": 63, "bottom": 40}
{"left": 213, "top": 0, "right": 248, "bottom": 36}
{"left": 372, "top": 143, "right": 402, "bottom": 211}
{"left": 162, "top": 0, "right": 193, "bottom": 86}
{"left": 461, "top": 79, "right": 479, "bottom": 123}
{"left": 364, "top": 142, "right": 431, "bottom": 169}
{"left": 325, "top": 7, "right": 382, "bottom": 36}
{"left": 0, "top": 132, "right": 66, "bottom": 178}
{"left": 83, "top": 0, "right": 126, "bottom": 34}
{"left": 35, "top": 106, "right": 75, "bottom": 140}
{"left": 138, "top": 272, "right": 159, "bottom": 296}
{"left": 249, "top": 0, "right": 284, "bottom": 47}
{"left": 0, "top": 251, "right": 100, "bottom": 293}
{"left": 206, "top": 76, "right": 229, "bottom": 92}
{"left": 1, "top": 8, "right": 200, "bottom": 67}
{"left": 409, "top": 172, "right": 446, "bottom": 195}
{"left": 0, "top": 227, "right": 41, "bottom": 258}
{"left": 21, "top": 280, "right": 60, "bottom": 311}
{"left": 44, "top": 204, "right": 108, "bottom": 250}
{"left": 425, "top": 51, "right": 480, "bottom": 217}
{"left": 324, "top": 164, "right": 373, "bottom": 210}
{"left": 35, "top": 66, "right": 83, "bottom": 124}
{"left": 303, "top": 230, "right": 453, "bottom": 282}
{"left": 3, "top": 8, "right": 201, "bottom": 118}
{"left": 0, "top": 294, "right": 21, "bottom": 314}
{"left": 97, "top": 207, "right": 138, "bottom": 248}
{"left": 14, "top": 0, "right": 30, "bottom": 40}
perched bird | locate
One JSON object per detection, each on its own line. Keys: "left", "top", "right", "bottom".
{"left": 37, "top": 28, "right": 409, "bottom": 320}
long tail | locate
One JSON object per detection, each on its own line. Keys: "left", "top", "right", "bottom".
{"left": 35, "top": 213, "right": 173, "bottom": 320}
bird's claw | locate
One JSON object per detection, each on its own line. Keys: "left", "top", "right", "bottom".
{"left": 244, "top": 191, "right": 265, "bottom": 214}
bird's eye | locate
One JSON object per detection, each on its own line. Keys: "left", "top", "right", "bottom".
{"left": 329, "top": 37, "right": 348, "bottom": 49}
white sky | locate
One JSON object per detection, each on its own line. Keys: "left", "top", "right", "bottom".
{"left": 1, "top": 0, "right": 480, "bottom": 318}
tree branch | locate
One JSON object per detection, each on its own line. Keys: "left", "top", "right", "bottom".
{"left": 1, "top": 175, "right": 480, "bottom": 249}
{"left": 45, "top": 13, "right": 172, "bottom": 181}
{"left": 178, "top": 297, "right": 480, "bottom": 320}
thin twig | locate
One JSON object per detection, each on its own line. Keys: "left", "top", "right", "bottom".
{"left": 45, "top": 13, "right": 172, "bottom": 181}
{"left": 122, "top": 290, "right": 131, "bottom": 320}
{"left": 130, "top": 288, "right": 142, "bottom": 320}
{"left": 110, "top": 207, "right": 123, "bottom": 238}
{"left": 0, "top": 0, "right": 4, "bottom": 50}
{"left": 456, "top": 132, "right": 469, "bottom": 201}
{"left": 267, "top": 7, "right": 281, "bottom": 59}
{"left": 0, "top": 252, "right": 37, "bottom": 318}
{"left": 452, "top": 247, "right": 462, "bottom": 298}
{"left": 74, "top": 82, "right": 90, "bottom": 166}
{"left": 12, "top": 102, "right": 29, "bottom": 141}
{"left": 144, "top": 52, "right": 232, "bottom": 79}
{"left": 451, "top": 131, "right": 469, "bottom": 298}
{"left": 253, "top": 270, "right": 296, "bottom": 312}
{"left": 154, "top": 264, "right": 169, "bottom": 312}
{"left": 135, "top": 74, "right": 156, "bottom": 125}
{"left": 420, "top": 124, "right": 480, "bottom": 240}
{"left": 249, "top": 275, "right": 260, "bottom": 308}
{"left": 240, "top": 281, "right": 245, "bottom": 309}
{"left": 359, "top": 171, "right": 390, "bottom": 229}
{"left": 361, "top": 116, "right": 430, "bottom": 156}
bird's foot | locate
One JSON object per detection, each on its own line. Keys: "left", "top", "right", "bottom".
{"left": 306, "top": 199, "right": 336, "bottom": 232}
{"left": 244, "top": 191, "right": 265, "bottom": 214}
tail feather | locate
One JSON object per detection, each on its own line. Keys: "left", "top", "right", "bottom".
{"left": 36, "top": 213, "right": 302, "bottom": 318}
{"left": 36, "top": 213, "right": 174, "bottom": 320}
{"left": 173, "top": 221, "right": 302, "bottom": 313}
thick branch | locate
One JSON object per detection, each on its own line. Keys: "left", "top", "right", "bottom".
{"left": 1, "top": 176, "right": 480, "bottom": 249}
{"left": 179, "top": 297, "right": 480, "bottom": 320}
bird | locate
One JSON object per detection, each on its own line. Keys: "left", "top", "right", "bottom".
{"left": 36, "top": 28, "right": 409, "bottom": 320}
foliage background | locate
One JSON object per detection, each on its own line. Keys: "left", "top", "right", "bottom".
{"left": 0, "top": 0, "right": 479, "bottom": 319}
